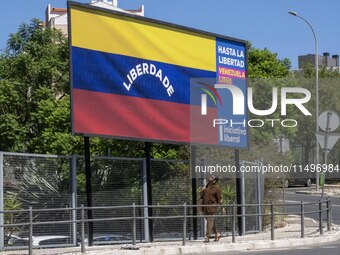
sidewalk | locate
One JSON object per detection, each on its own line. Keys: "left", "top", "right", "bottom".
{"left": 2, "top": 216, "right": 340, "bottom": 255}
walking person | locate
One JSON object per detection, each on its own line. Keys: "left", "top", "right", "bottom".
{"left": 200, "top": 175, "right": 224, "bottom": 242}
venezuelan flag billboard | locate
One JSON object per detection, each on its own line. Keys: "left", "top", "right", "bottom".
{"left": 69, "top": 2, "right": 248, "bottom": 147}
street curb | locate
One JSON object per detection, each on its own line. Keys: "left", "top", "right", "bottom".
{"left": 295, "top": 191, "right": 326, "bottom": 196}
{"left": 130, "top": 230, "right": 340, "bottom": 255}
{"left": 3, "top": 229, "right": 340, "bottom": 255}
{"left": 295, "top": 191, "right": 312, "bottom": 194}
{"left": 295, "top": 189, "right": 340, "bottom": 197}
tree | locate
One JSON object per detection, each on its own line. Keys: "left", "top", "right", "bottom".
{"left": 291, "top": 65, "right": 340, "bottom": 165}
{"left": 0, "top": 19, "right": 78, "bottom": 154}
{"left": 247, "top": 47, "right": 293, "bottom": 146}
{"left": 248, "top": 47, "right": 291, "bottom": 78}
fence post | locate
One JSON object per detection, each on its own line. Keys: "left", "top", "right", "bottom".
{"left": 330, "top": 198, "right": 333, "bottom": 229}
{"left": 327, "top": 198, "right": 331, "bottom": 232}
{"left": 319, "top": 200, "right": 323, "bottom": 235}
{"left": 81, "top": 205, "right": 85, "bottom": 253}
{"left": 29, "top": 206, "right": 33, "bottom": 255}
{"left": 232, "top": 204, "right": 236, "bottom": 243}
{"left": 256, "top": 165, "right": 263, "bottom": 232}
{"left": 270, "top": 203, "right": 274, "bottom": 241}
{"left": 132, "top": 203, "right": 136, "bottom": 246}
{"left": 182, "top": 203, "right": 187, "bottom": 246}
{"left": 300, "top": 201, "right": 304, "bottom": 238}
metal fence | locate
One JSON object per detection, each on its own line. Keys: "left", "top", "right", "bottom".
{"left": 0, "top": 152, "right": 74, "bottom": 249}
{"left": 0, "top": 151, "right": 263, "bottom": 250}
{"left": 0, "top": 198, "right": 333, "bottom": 255}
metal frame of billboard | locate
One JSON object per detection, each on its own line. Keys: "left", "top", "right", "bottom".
{"left": 68, "top": 1, "right": 249, "bottom": 148}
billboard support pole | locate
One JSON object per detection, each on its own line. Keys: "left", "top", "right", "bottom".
{"left": 235, "top": 149, "right": 244, "bottom": 236}
{"left": 71, "top": 155, "right": 78, "bottom": 246}
{"left": 191, "top": 146, "right": 198, "bottom": 240}
{"left": 84, "top": 137, "right": 93, "bottom": 246}
{"left": 142, "top": 159, "right": 150, "bottom": 242}
{"left": 145, "top": 142, "right": 153, "bottom": 242}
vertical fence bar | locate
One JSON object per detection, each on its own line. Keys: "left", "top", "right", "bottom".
{"left": 29, "top": 206, "right": 33, "bottom": 255}
{"left": 282, "top": 178, "right": 286, "bottom": 215}
{"left": 71, "top": 155, "right": 77, "bottom": 246}
{"left": 235, "top": 153, "right": 244, "bottom": 236}
{"left": 182, "top": 203, "right": 187, "bottom": 246}
{"left": 81, "top": 205, "right": 85, "bottom": 253}
{"left": 256, "top": 165, "right": 262, "bottom": 232}
{"left": 132, "top": 203, "right": 136, "bottom": 246}
{"left": 202, "top": 160, "right": 207, "bottom": 238}
{"left": 241, "top": 169, "right": 246, "bottom": 235}
{"left": 84, "top": 137, "right": 93, "bottom": 246}
{"left": 232, "top": 203, "right": 236, "bottom": 243}
{"left": 144, "top": 142, "right": 153, "bottom": 242}
{"left": 319, "top": 200, "right": 323, "bottom": 235}
{"left": 270, "top": 203, "right": 274, "bottom": 241}
{"left": 191, "top": 146, "right": 198, "bottom": 240}
{"left": 327, "top": 198, "right": 331, "bottom": 231}
{"left": 329, "top": 198, "right": 332, "bottom": 229}
{"left": 142, "top": 159, "right": 150, "bottom": 242}
{"left": 301, "top": 201, "right": 305, "bottom": 238}
{"left": 0, "top": 152, "right": 4, "bottom": 251}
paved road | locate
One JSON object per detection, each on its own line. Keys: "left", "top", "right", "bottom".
{"left": 281, "top": 187, "right": 340, "bottom": 225}
{"left": 198, "top": 241, "right": 340, "bottom": 255}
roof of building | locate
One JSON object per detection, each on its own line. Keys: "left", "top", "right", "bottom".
{"left": 51, "top": 7, "right": 67, "bottom": 13}
{"left": 49, "top": 2, "right": 143, "bottom": 16}
{"left": 126, "top": 6, "right": 144, "bottom": 13}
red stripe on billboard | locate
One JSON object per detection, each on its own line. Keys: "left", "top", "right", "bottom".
{"left": 73, "top": 89, "right": 218, "bottom": 144}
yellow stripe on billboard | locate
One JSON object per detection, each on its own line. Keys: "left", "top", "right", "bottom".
{"left": 70, "top": 5, "right": 216, "bottom": 72}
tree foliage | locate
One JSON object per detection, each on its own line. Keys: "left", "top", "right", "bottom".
{"left": 291, "top": 65, "right": 340, "bottom": 165}
{"left": 248, "top": 47, "right": 291, "bottom": 78}
{"left": 247, "top": 47, "right": 292, "bottom": 147}
{"left": 0, "top": 19, "right": 77, "bottom": 154}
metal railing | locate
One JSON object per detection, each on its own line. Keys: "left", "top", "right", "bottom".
{"left": 0, "top": 198, "right": 332, "bottom": 255}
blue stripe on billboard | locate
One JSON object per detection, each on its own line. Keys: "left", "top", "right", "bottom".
{"left": 72, "top": 47, "right": 216, "bottom": 105}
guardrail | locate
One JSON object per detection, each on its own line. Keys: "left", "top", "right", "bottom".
{"left": 0, "top": 198, "right": 332, "bottom": 255}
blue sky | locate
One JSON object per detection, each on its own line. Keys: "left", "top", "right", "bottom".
{"left": 0, "top": 0, "right": 339, "bottom": 69}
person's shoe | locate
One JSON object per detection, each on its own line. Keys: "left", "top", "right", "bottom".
{"left": 214, "top": 233, "right": 221, "bottom": 242}
{"left": 204, "top": 236, "right": 210, "bottom": 243}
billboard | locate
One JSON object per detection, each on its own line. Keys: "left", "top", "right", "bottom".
{"left": 69, "top": 2, "right": 248, "bottom": 147}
